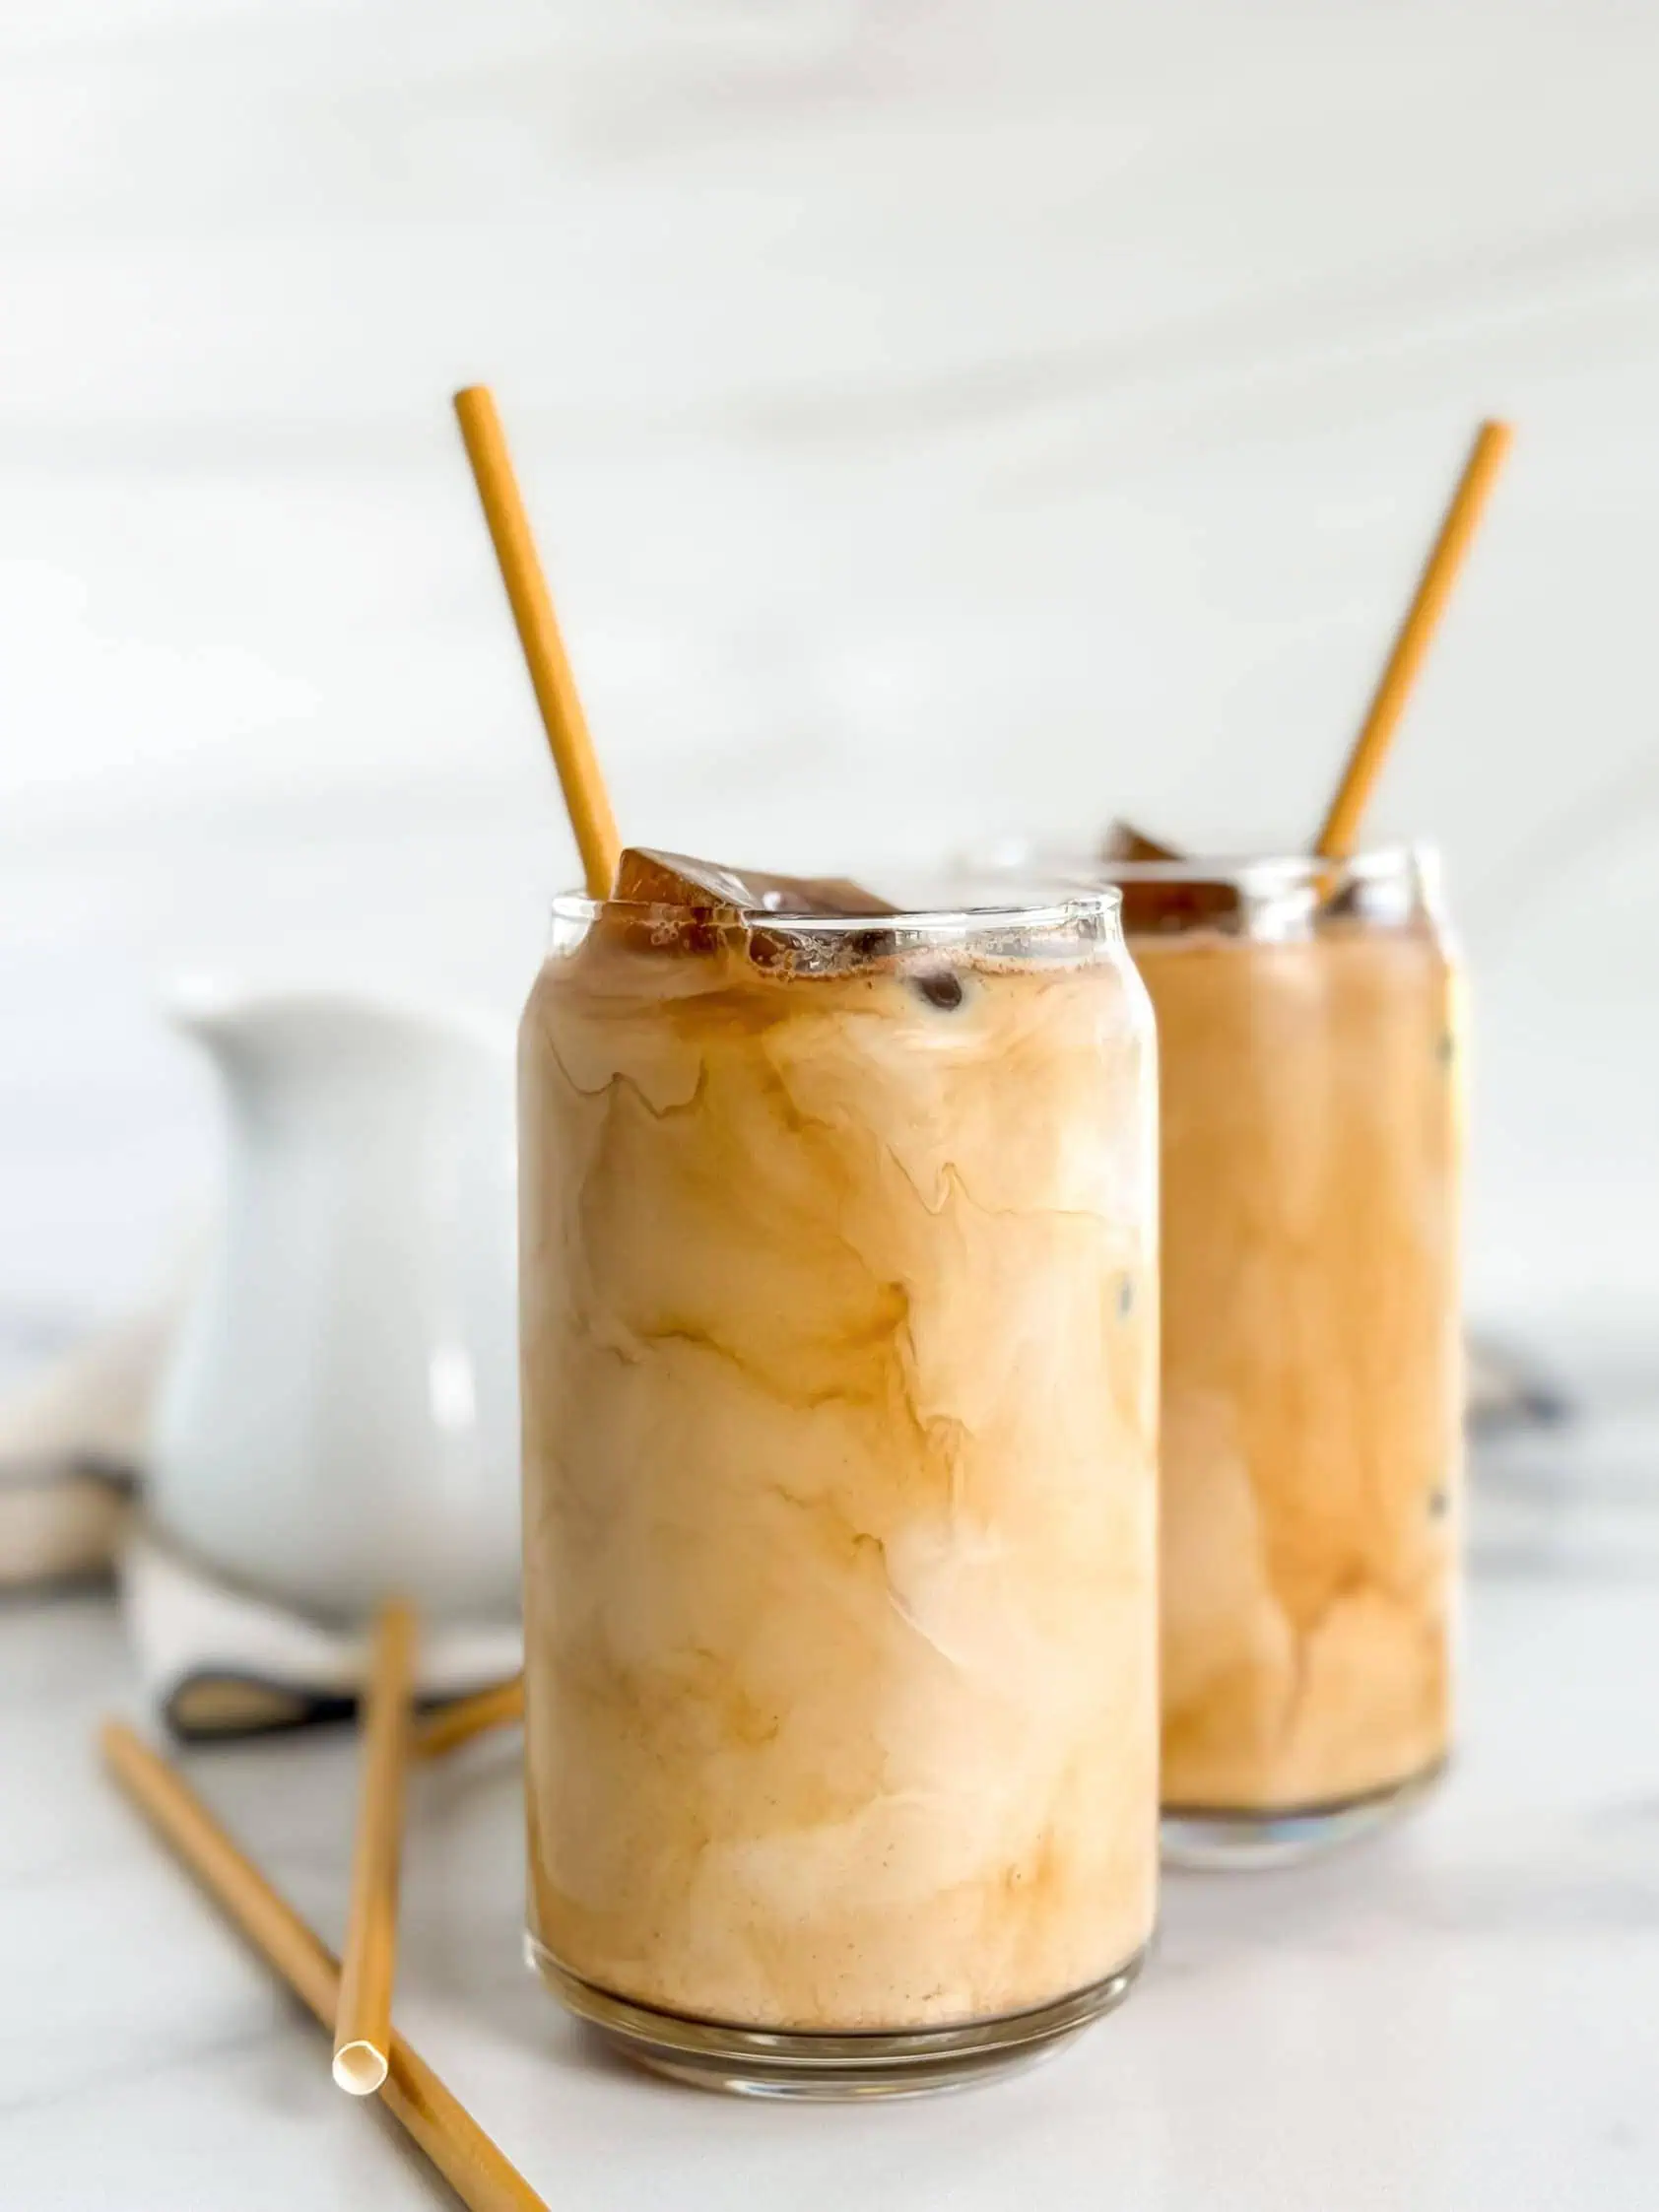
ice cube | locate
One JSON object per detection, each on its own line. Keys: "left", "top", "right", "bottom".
{"left": 612, "top": 848, "right": 753, "bottom": 910}
{"left": 1095, "top": 826, "right": 1239, "bottom": 935}
{"left": 1098, "top": 820, "right": 1181, "bottom": 862}
{"left": 613, "top": 847, "right": 895, "bottom": 917}
{"left": 608, "top": 848, "right": 897, "bottom": 968}
{"left": 1116, "top": 874, "right": 1239, "bottom": 935}
{"left": 910, "top": 968, "right": 965, "bottom": 1011}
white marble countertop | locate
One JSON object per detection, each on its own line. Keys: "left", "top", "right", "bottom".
{"left": 5, "top": 1410, "right": 1659, "bottom": 2209}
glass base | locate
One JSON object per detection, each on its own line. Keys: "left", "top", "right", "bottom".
{"left": 1161, "top": 1758, "right": 1447, "bottom": 1870}
{"left": 526, "top": 1933, "right": 1149, "bottom": 2099}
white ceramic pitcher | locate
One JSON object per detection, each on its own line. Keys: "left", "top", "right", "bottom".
{"left": 148, "top": 985, "right": 520, "bottom": 1622}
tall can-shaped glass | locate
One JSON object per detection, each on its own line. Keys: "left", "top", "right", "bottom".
{"left": 1107, "top": 847, "right": 1463, "bottom": 1864}
{"left": 518, "top": 883, "right": 1159, "bottom": 2095}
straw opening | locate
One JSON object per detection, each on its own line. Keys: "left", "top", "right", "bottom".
{"left": 333, "top": 2039, "right": 389, "bottom": 2097}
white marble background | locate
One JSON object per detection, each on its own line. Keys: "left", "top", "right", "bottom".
{"left": 3, "top": 0, "right": 1658, "bottom": 1374}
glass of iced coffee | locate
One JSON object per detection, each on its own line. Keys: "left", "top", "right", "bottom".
{"left": 1105, "top": 845, "right": 1463, "bottom": 1864}
{"left": 517, "top": 853, "right": 1160, "bottom": 2094}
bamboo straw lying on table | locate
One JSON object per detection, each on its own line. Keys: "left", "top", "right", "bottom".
{"left": 334, "top": 1597, "right": 418, "bottom": 2094}
{"left": 100, "top": 1720, "right": 549, "bottom": 2212}
{"left": 415, "top": 1674, "right": 524, "bottom": 1762}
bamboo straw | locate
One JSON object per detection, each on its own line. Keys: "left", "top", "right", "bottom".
{"left": 415, "top": 1674, "right": 524, "bottom": 1762}
{"left": 99, "top": 1721, "right": 550, "bottom": 2212}
{"left": 1314, "top": 419, "right": 1512, "bottom": 859}
{"left": 333, "top": 1597, "right": 417, "bottom": 2095}
{"left": 452, "top": 384, "right": 620, "bottom": 897}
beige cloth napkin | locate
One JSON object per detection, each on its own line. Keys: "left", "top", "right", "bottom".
{"left": 121, "top": 1528, "right": 521, "bottom": 1742}
{"left": 0, "top": 1307, "right": 164, "bottom": 1589}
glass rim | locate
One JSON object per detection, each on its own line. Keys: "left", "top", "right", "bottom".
{"left": 549, "top": 886, "right": 1124, "bottom": 935}
{"left": 974, "top": 839, "right": 1434, "bottom": 888}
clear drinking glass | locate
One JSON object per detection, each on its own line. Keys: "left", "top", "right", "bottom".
{"left": 517, "top": 885, "right": 1159, "bottom": 2094}
{"left": 1099, "top": 847, "right": 1464, "bottom": 1865}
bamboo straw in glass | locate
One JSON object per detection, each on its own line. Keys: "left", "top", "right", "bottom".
{"left": 1315, "top": 418, "right": 1512, "bottom": 857}
{"left": 452, "top": 384, "right": 620, "bottom": 898}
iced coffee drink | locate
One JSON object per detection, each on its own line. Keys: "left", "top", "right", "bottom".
{"left": 1113, "top": 848, "right": 1462, "bottom": 1861}
{"left": 518, "top": 853, "right": 1159, "bottom": 2093}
